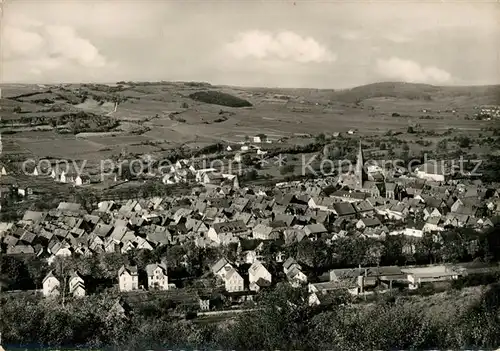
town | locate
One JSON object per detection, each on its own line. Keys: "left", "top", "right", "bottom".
{"left": 2, "top": 0, "right": 500, "bottom": 348}
{"left": 1, "top": 137, "right": 499, "bottom": 307}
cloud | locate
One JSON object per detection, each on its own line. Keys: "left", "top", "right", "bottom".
{"left": 2, "top": 13, "right": 107, "bottom": 81}
{"left": 376, "top": 57, "right": 452, "bottom": 84}
{"left": 226, "top": 30, "right": 336, "bottom": 63}
{"left": 383, "top": 33, "right": 412, "bottom": 43}
{"left": 339, "top": 31, "right": 369, "bottom": 41}
{"left": 44, "top": 25, "right": 106, "bottom": 68}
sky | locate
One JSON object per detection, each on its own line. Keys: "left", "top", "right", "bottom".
{"left": 2, "top": 0, "right": 499, "bottom": 88}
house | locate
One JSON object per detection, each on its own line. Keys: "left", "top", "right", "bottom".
{"left": 57, "top": 202, "right": 82, "bottom": 214}
{"left": 283, "top": 228, "right": 306, "bottom": 244}
{"left": 42, "top": 271, "right": 61, "bottom": 297}
{"left": 118, "top": 265, "right": 139, "bottom": 292}
{"left": 287, "top": 266, "right": 308, "bottom": 287}
{"left": 354, "top": 200, "right": 375, "bottom": 216}
{"left": 308, "top": 290, "right": 339, "bottom": 306}
{"left": 21, "top": 210, "right": 46, "bottom": 225}
{"left": 402, "top": 265, "right": 463, "bottom": 289}
{"left": 304, "top": 223, "right": 328, "bottom": 236}
{"left": 253, "top": 135, "right": 265, "bottom": 143}
{"left": 332, "top": 202, "right": 356, "bottom": 219}
{"left": 423, "top": 216, "right": 445, "bottom": 233}
{"left": 146, "top": 262, "right": 169, "bottom": 290}
{"left": 208, "top": 220, "right": 248, "bottom": 244}
{"left": 423, "top": 207, "right": 442, "bottom": 220}
{"left": 403, "top": 221, "right": 425, "bottom": 238}
{"left": 224, "top": 268, "right": 244, "bottom": 292}
{"left": 329, "top": 267, "right": 378, "bottom": 295}
{"left": 68, "top": 271, "right": 85, "bottom": 297}
{"left": 356, "top": 217, "right": 382, "bottom": 230}
{"left": 252, "top": 223, "right": 276, "bottom": 240}
{"left": 199, "top": 297, "right": 210, "bottom": 311}
{"left": 248, "top": 261, "right": 272, "bottom": 291}
{"left": 283, "top": 257, "right": 301, "bottom": 274}
{"left": 415, "top": 162, "right": 446, "bottom": 182}
{"left": 385, "top": 182, "right": 397, "bottom": 199}
{"left": 238, "top": 239, "right": 264, "bottom": 264}
{"left": 212, "top": 257, "right": 234, "bottom": 279}
{"left": 361, "top": 181, "right": 381, "bottom": 198}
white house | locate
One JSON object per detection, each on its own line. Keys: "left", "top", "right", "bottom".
{"left": 415, "top": 162, "right": 446, "bottom": 182}
{"left": 423, "top": 207, "right": 441, "bottom": 220}
{"left": 60, "top": 170, "right": 67, "bottom": 183}
{"left": 253, "top": 136, "right": 262, "bottom": 143}
{"left": 146, "top": 262, "right": 169, "bottom": 290}
{"left": 287, "top": 267, "right": 308, "bottom": 287}
{"left": 403, "top": 226, "right": 424, "bottom": 238}
{"left": 54, "top": 243, "right": 72, "bottom": 257}
{"left": 1, "top": 166, "right": 7, "bottom": 176}
{"left": 195, "top": 168, "right": 217, "bottom": 183}
{"left": 248, "top": 261, "right": 272, "bottom": 291}
{"left": 74, "top": 175, "right": 83, "bottom": 186}
{"left": 68, "top": 271, "right": 85, "bottom": 297}
{"left": 212, "top": 257, "right": 234, "bottom": 279}
{"left": 224, "top": 268, "right": 244, "bottom": 292}
{"left": 423, "top": 217, "right": 445, "bottom": 233}
{"left": 118, "top": 265, "right": 139, "bottom": 292}
{"left": 42, "top": 271, "right": 61, "bottom": 297}
{"left": 234, "top": 153, "right": 243, "bottom": 163}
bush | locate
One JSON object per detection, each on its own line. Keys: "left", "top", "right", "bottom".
{"left": 458, "top": 136, "right": 471, "bottom": 148}
{"left": 189, "top": 91, "right": 252, "bottom": 108}
{"left": 280, "top": 164, "right": 295, "bottom": 175}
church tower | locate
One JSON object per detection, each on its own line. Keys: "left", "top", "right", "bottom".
{"left": 354, "top": 140, "right": 366, "bottom": 189}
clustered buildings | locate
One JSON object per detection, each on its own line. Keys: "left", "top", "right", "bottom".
{"left": 0, "top": 143, "right": 499, "bottom": 308}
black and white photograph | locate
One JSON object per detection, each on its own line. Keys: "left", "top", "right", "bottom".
{"left": 1, "top": 0, "right": 500, "bottom": 350}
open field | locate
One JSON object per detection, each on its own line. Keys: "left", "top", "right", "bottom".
{"left": 1, "top": 81, "right": 498, "bottom": 162}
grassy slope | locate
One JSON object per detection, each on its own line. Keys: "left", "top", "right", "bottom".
{"left": 1, "top": 81, "right": 497, "bottom": 160}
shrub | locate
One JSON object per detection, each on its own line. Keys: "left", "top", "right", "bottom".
{"left": 280, "top": 164, "right": 295, "bottom": 175}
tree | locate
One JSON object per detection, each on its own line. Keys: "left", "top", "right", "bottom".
{"left": 458, "top": 136, "right": 471, "bottom": 148}
{"left": 76, "top": 189, "right": 101, "bottom": 213}
{"left": 407, "top": 126, "right": 415, "bottom": 134}
{"left": 280, "top": 164, "right": 295, "bottom": 175}
{"left": 315, "top": 133, "right": 326, "bottom": 144}
{"left": 241, "top": 153, "right": 253, "bottom": 166}
{"left": 228, "top": 283, "right": 313, "bottom": 350}
{"left": 437, "top": 139, "right": 448, "bottom": 151}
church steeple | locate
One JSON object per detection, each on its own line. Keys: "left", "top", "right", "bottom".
{"left": 355, "top": 139, "right": 366, "bottom": 188}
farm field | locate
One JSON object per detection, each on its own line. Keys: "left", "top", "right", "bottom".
{"left": 1, "top": 81, "right": 498, "bottom": 163}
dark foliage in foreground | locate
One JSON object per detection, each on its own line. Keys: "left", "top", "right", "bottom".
{"left": 1, "top": 283, "right": 500, "bottom": 350}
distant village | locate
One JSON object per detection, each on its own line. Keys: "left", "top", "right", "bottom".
{"left": 0, "top": 140, "right": 500, "bottom": 313}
